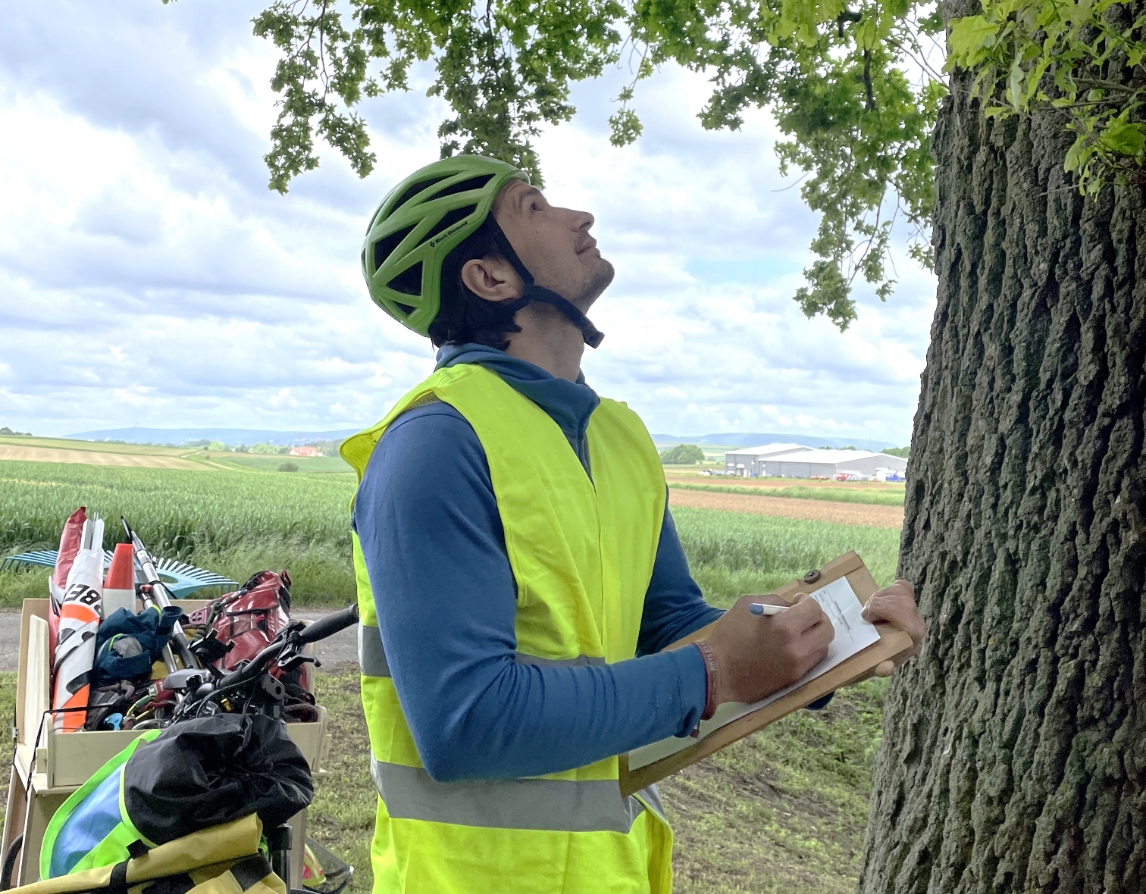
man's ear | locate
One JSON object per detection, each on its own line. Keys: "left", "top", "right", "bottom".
{"left": 460, "top": 255, "right": 523, "bottom": 303}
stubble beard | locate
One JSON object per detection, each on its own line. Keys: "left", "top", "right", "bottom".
{"left": 575, "top": 256, "right": 615, "bottom": 311}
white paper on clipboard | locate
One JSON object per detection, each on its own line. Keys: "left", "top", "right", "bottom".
{"left": 628, "top": 575, "right": 880, "bottom": 771}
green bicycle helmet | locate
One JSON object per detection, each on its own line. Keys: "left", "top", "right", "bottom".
{"left": 361, "top": 155, "right": 527, "bottom": 336}
{"left": 362, "top": 154, "right": 604, "bottom": 348}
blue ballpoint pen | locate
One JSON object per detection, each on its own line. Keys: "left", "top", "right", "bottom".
{"left": 749, "top": 602, "right": 788, "bottom": 616}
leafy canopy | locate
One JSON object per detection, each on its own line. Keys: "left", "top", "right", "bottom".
{"left": 947, "top": 0, "right": 1146, "bottom": 194}
{"left": 660, "top": 443, "right": 707, "bottom": 464}
{"left": 225, "top": 0, "right": 1145, "bottom": 330}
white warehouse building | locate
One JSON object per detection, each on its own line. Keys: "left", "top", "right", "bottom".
{"left": 723, "top": 443, "right": 815, "bottom": 477}
{"left": 724, "top": 443, "right": 907, "bottom": 479}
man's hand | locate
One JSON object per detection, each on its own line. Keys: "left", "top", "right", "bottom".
{"left": 700, "top": 594, "right": 834, "bottom": 705}
{"left": 861, "top": 579, "right": 926, "bottom": 677}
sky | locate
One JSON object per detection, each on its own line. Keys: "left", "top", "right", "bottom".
{"left": 0, "top": 1, "right": 937, "bottom": 445}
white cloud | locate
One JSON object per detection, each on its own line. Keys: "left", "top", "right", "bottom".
{"left": 0, "top": 1, "right": 934, "bottom": 446}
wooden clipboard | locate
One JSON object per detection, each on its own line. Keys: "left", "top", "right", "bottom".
{"left": 618, "top": 551, "right": 913, "bottom": 796}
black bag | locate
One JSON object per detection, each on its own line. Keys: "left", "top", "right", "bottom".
{"left": 124, "top": 713, "right": 314, "bottom": 843}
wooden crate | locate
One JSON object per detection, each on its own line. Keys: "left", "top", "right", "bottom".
{"left": 2, "top": 598, "right": 332, "bottom": 887}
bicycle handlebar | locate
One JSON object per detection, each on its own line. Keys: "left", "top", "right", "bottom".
{"left": 206, "top": 604, "right": 360, "bottom": 701}
{"left": 297, "top": 603, "right": 360, "bottom": 645}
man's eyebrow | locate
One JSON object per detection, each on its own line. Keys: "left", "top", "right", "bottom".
{"left": 517, "top": 186, "right": 542, "bottom": 211}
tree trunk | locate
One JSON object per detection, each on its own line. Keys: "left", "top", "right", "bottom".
{"left": 857, "top": 2, "right": 1146, "bottom": 891}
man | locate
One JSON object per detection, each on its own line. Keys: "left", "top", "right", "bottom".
{"left": 341, "top": 155, "right": 926, "bottom": 894}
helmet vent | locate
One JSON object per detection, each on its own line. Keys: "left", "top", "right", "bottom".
{"left": 433, "top": 174, "right": 495, "bottom": 200}
{"left": 422, "top": 205, "right": 476, "bottom": 244}
{"left": 390, "top": 176, "right": 449, "bottom": 213}
{"left": 394, "top": 301, "right": 416, "bottom": 316}
{"left": 373, "top": 225, "right": 415, "bottom": 270}
{"left": 388, "top": 262, "right": 423, "bottom": 296}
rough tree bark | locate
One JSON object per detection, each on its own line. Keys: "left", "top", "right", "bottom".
{"left": 857, "top": 1, "right": 1146, "bottom": 891}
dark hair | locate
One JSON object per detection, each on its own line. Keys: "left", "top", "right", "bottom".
{"left": 428, "top": 221, "right": 522, "bottom": 350}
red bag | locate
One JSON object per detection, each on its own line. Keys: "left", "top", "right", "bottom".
{"left": 188, "top": 570, "right": 292, "bottom": 673}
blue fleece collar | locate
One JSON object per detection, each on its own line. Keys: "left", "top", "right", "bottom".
{"left": 435, "top": 344, "right": 599, "bottom": 461}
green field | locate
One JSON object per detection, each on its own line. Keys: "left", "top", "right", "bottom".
{"left": 670, "top": 507, "right": 899, "bottom": 605}
{"left": 0, "top": 459, "right": 900, "bottom": 608}
{"left": 221, "top": 454, "right": 353, "bottom": 474}
{"left": 0, "top": 460, "right": 357, "bottom": 606}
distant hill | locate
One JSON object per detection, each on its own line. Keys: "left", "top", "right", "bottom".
{"left": 68, "top": 426, "right": 903, "bottom": 452}
{"left": 650, "top": 432, "right": 901, "bottom": 451}
{"left": 67, "top": 427, "right": 359, "bottom": 447}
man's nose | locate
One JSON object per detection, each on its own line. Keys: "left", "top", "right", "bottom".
{"left": 573, "top": 209, "right": 594, "bottom": 231}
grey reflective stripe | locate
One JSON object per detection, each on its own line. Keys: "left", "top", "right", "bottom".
{"left": 371, "top": 758, "right": 646, "bottom": 833}
{"left": 514, "top": 653, "right": 605, "bottom": 668}
{"left": 359, "top": 623, "right": 390, "bottom": 677}
{"left": 634, "top": 783, "right": 665, "bottom": 822}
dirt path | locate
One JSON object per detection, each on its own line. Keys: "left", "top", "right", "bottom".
{"left": 0, "top": 445, "right": 205, "bottom": 470}
{"left": 668, "top": 487, "right": 904, "bottom": 528}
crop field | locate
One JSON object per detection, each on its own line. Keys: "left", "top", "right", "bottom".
{"left": 0, "top": 459, "right": 359, "bottom": 606}
{"left": 223, "top": 454, "right": 353, "bottom": 474}
{"left": 0, "top": 436, "right": 349, "bottom": 474}
{"left": 0, "top": 458, "right": 901, "bottom": 609}
{"left": 1, "top": 435, "right": 206, "bottom": 472}
{"left": 670, "top": 506, "right": 900, "bottom": 604}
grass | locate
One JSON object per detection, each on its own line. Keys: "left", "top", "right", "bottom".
{"left": 669, "top": 482, "right": 905, "bottom": 507}
{"left": 665, "top": 679, "right": 888, "bottom": 893}
{"left": 307, "top": 674, "right": 378, "bottom": 894}
{"left": 0, "top": 672, "right": 13, "bottom": 816}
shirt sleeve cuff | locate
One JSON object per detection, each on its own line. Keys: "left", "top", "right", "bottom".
{"left": 669, "top": 642, "right": 709, "bottom": 737}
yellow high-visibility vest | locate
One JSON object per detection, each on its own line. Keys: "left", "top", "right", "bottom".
{"left": 341, "top": 363, "right": 672, "bottom": 894}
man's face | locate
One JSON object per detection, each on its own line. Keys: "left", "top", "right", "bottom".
{"left": 492, "top": 180, "right": 614, "bottom": 310}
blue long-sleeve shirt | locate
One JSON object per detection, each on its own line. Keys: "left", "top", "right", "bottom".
{"left": 353, "top": 344, "right": 723, "bottom": 782}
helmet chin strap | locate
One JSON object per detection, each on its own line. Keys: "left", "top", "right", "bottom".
{"left": 484, "top": 219, "right": 605, "bottom": 349}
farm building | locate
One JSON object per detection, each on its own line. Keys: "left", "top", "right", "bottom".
{"left": 758, "top": 449, "right": 907, "bottom": 480}
{"left": 723, "top": 443, "right": 814, "bottom": 476}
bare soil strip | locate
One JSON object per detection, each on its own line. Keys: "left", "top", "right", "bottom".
{"left": 0, "top": 445, "right": 205, "bottom": 470}
{"left": 668, "top": 486, "right": 904, "bottom": 528}
{"left": 663, "top": 472, "right": 903, "bottom": 493}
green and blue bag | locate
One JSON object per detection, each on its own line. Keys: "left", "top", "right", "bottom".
{"left": 41, "top": 714, "right": 313, "bottom": 880}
